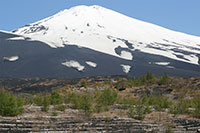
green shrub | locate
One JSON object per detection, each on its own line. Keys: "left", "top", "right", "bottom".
{"left": 24, "top": 96, "right": 33, "bottom": 105}
{"left": 192, "top": 95, "right": 200, "bottom": 118}
{"left": 127, "top": 105, "right": 135, "bottom": 118}
{"left": 50, "top": 92, "right": 64, "bottom": 105}
{"left": 41, "top": 95, "right": 50, "bottom": 112}
{"left": 140, "top": 95, "right": 149, "bottom": 105}
{"left": 154, "top": 96, "right": 171, "bottom": 111}
{"left": 159, "top": 73, "right": 169, "bottom": 85}
{"left": 133, "top": 73, "right": 155, "bottom": 86}
{"left": 0, "top": 90, "right": 24, "bottom": 116}
{"left": 140, "top": 95, "right": 170, "bottom": 110}
{"left": 94, "top": 103, "right": 104, "bottom": 113}
{"left": 146, "top": 72, "right": 155, "bottom": 81}
{"left": 80, "top": 80, "right": 87, "bottom": 88}
{"left": 127, "top": 105, "right": 146, "bottom": 120}
{"left": 65, "top": 92, "right": 76, "bottom": 104}
{"left": 33, "top": 94, "right": 43, "bottom": 106}
{"left": 170, "top": 99, "right": 191, "bottom": 115}
{"left": 69, "top": 93, "right": 93, "bottom": 115}
{"left": 97, "top": 88, "right": 118, "bottom": 106}
{"left": 52, "top": 111, "right": 58, "bottom": 116}
{"left": 116, "top": 96, "right": 136, "bottom": 109}
{"left": 134, "top": 105, "right": 146, "bottom": 120}
{"left": 135, "top": 76, "right": 147, "bottom": 86}
{"left": 54, "top": 105, "right": 66, "bottom": 112}
{"left": 144, "top": 105, "right": 152, "bottom": 114}
{"left": 80, "top": 95, "right": 92, "bottom": 115}
{"left": 93, "top": 89, "right": 118, "bottom": 112}
{"left": 69, "top": 93, "right": 82, "bottom": 109}
{"left": 33, "top": 92, "right": 63, "bottom": 111}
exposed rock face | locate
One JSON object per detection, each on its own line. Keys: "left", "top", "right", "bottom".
{"left": 0, "top": 113, "right": 199, "bottom": 132}
{"left": 0, "top": 116, "right": 162, "bottom": 132}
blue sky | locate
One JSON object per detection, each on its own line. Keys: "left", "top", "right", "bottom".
{"left": 0, "top": 0, "right": 200, "bottom": 36}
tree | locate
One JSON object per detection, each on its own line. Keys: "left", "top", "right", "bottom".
{"left": 41, "top": 95, "right": 50, "bottom": 112}
{"left": 50, "top": 91, "right": 63, "bottom": 105}
{"left": 0, "top": 90, "right": 24, "bottom": 116}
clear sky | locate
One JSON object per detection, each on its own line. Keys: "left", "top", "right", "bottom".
{"left": 0, "top": 0, "right": 200, "bottom": 36}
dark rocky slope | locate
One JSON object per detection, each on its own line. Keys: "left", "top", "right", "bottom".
{"left": 0, "top": 31, "right": 200, "bottom": 78}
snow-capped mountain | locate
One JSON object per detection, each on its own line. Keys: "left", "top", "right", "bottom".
{"left": 13, "top": 5, "right": 200, "bottom": 65}
{"left": 0, "top": 5, "right": 200, "bottom": 78}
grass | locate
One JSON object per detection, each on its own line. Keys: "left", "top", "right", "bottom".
{"left": 54, "top": 105, "right": 66, "bottom": 112}
{"left": 192, "top": 95, "right": 200, "bottom": 118}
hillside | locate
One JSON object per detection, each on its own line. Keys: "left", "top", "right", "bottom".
{"left": 0, "top": 74, "right": 200, "bottom": 132}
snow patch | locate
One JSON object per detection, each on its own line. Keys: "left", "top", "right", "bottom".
{"left": 3, "top": 56, "right": 19, "bottom": 62}
{"left": 120, "top": 51, "right": 133, "bottom": 60}
{"left": 7, "top": 37, "right": 25, "bottom": 41}
{"left": 155, "top": 62, "right": 170, "bottom": 66}
{"left": 86, "top": 61, "right": 97, "bottom": 68}
{"left": 121, "top": 64, "right": 131, "bottom": 74}
{"left": 62, "top": 60, "right": 85, "bottom": 71}
{"left": 167, "top": 66, "right": 175, "bottom": 69}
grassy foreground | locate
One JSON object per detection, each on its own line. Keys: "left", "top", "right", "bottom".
{"left": 0, "top": 72, "right": 200, "bottom": 120}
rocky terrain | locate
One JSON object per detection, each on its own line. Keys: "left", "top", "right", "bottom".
{"left": 0, "top": 105, "right": 200, "bottom": 132}
{"left": 0, "top": 75, "right": 200, "bottom": 132}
